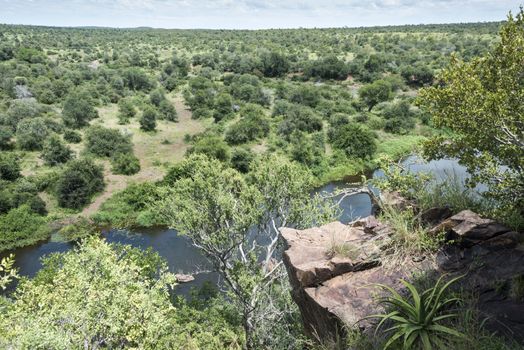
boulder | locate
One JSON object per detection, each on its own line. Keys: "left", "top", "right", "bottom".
{"left": 418, "top": 206, "right": 453, "bottom": 226}
{"left": 429, "top": 210, "right": 511, "bottom": 246}
{"left": 175, "top": 273, "right": 195, "bottom": 283}
{"left": 380, "top": 191, "right": 415, "bottom": 212}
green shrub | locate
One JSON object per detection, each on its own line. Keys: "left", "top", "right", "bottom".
{"left": 85, "top": 126, "right": 133, "bottom": 157}
{"left": 0, "top": 205, "right": 50, "bottom": 251}
{"left": 140, "top": 108, "right": 157, "bottom": 131}
{"left": 15, "top": 118, "right": 49, "bottom": 151}
{"left": 58, "top": 217, "right": 99, "bottom": 241}
{"left": 0, "top": 153, "right": 21, "bottom": 181}
{"left": 0, "top": 126, "right": 13, "bottom": 149}
{"left": 187, "top": 136, "right": 231, "bottom": 162}
{"left": 158, "top": 100, "right": 178, "bottom": 122}
{"left": 329, "top": 123, "right": 376, "bottom": 159}
{"left": 231, "top": 147, "right": 255, "bottom": 173}
{"left": 111, "top": 153, "right": 141, "bottom": 175}
{"left": 63, "top": 129, "right": 82, "bottom": 143}
{"left": 117, "top": 98, "right": 136, "bottom": 125}
{"left": 41, "top": 135, "right": 74, "bottom": 166}
{"left": 62, "top": 92, "right": 99, "bottom": 128}
{"left": 56, "top": 158, "right": 105, "bottom": 209}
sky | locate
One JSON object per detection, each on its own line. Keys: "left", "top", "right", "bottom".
{"left": 0, "top": 0, "right": 522, "bottom": 29}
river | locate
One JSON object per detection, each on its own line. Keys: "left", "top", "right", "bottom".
{"left": 2, "top": 157, "right": 471, "bottom": 295}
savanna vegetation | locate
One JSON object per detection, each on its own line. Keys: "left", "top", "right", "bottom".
{"left": 0, "top": 8, "right": 523, "bottom": 350}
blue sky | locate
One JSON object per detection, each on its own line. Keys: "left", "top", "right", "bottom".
{"left": 0, "top": 0, "right": 522, "bottom": 29}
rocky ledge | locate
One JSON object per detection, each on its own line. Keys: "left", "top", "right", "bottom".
{"left": 281, "top": 209, "right": 524, "bottom": 345}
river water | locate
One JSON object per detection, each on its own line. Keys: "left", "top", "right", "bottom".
{"left": 3, "top": 157, "right": 471, "bottom": 294}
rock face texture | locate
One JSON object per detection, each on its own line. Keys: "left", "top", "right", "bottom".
{"left": 281, "top": 210, "right": 524, "bottom": 345}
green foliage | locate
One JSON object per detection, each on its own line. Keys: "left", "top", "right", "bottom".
{"left": 57, "top": 217, "right": 99, "bottom": 241}
{"left": 0, "top": 254, "right": 18, "bottom": 290}
{"left": 15, "top": 117, "right": 49, "bottom": 151}
{"left": 304, "top": 55, "right": 349, "bottom": 80}
{"left": 329, "top": 123, "right": 377, "bottom": 159}
{"left": 259, "top": 50, "right": 290, "bottom": 77}
{"left": 62, "top": 92, "right": 99, "bottom": 128}
{"left": 41, "top": 134, "right": 74, "bottom": 166}
{"left": 0, "top": 126, "right": 13, "bottom": 149}
{"left": 117, "top": 98, "right": 136, "bottom": 124}
{"left": 278, "top": 104, "right": 323, "bottom": 137}
{"left": 418, "top": 10, "right": 524, "bottom": 218}
{"left": 231, "top": 147, "right": 255, "bottom": 173}
{"left": 55, "top": 158, "right": 105, "bottom": 209}
{"left": 381, "top": 100, "right": 417, "bottom": 134}
{"left": 359, "top": 80, "right": 393, "bottom": 111}
{"left": 188, "top": 135, "right": 231, "bottom": 162}
{"left": 0, "top": 238, "right": 182, "bottom": 349}
{"left": 0, "top": 152, "right": 21, "bottom": 181}
{"left": 0, "top": 205, "right": 50, "bottom": 252}
{"left": 140, "top": 107, "right": 158, "bottom": 131}
{"left": 93, "top": 182, "right": 163, "bottom": 227}
{"left": 84, "top": 125, "right": 133, "bottom": 157}
{"left": 213, "top": 92, "right": 234, "bottom": 122}
{"left": 158, "top": 99, "right": 178, "bottom": 122}
{"left": 59, "top": 129, "right": 79, "bottom": 145}
{"left": 225, "top": 104, "right": 270, "bottom": 145}
{"left": 372, "top": 275, "right": 465, "bottom": 350}
{"left": 111, "top": 153, "right": 141, "bottom": 175}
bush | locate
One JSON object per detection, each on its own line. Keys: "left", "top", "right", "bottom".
{"left": 0, "top": 126, "right": 13, "bottom": 149}
{"left": 4, "top": 99, "right": 42, "bottom": 130}
{"left": 63, "top": 129, "right": 82, "bottom": 143}
{"left": 62, "top": 92, "right": 99, "bottom": 128}
{"left": 41, "top": 135, "right": 74, "bottom": 166}
{"left": 231, "top": 147, "right": 255, "bottom": 173}
{"left": 0, "top": 153, "right": 21, "bottom": 181}
{"left": 117, "top": 98, "right": 136, "bottom": 125}
{"left": 158, "top": 100, "right": 178, "bottom": 122}
{"left": 278, "top": 104, "right": 323, "bottom": 138}
{"left": 56, "top": 158, "right": 105, "bottom": 209}
{"left": 0, "top": 205, "right": 50, "bottom": 251}
{"left": 225, "top": 104, "right": 269, "bottom": 145}
{"left": 329, "top": 123, "right": 377, "bottom": 159}
{"left": 85, "top": 126, "right": 133, "bottom": 157}
{"left": 15, "top": 118, "right": 49, "bottom": 151}
{"left": 111, "top": 153, "right": 141, "bottom": 175}
{"left": 187, "top": 136, "right": 231, "bottom": 162}
{"left": 304, "top": 55, "right": 349, "bottom": 80}
{"left": 381, "top": 100, "right": 417, "bottom": 134}
{"left": 140, "top": 108, "right": 157, "bottom": 131}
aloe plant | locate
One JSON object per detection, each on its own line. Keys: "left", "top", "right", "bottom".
{"left": 372, "top": 275, "right": 466, "bottom": 350}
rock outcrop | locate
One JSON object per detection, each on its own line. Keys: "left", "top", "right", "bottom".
{"left": 281, "top": 210, "right": 524, "bottom": 345}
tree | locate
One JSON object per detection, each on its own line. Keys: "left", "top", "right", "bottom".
{"left": 359, "top": 80, "right": 393, "bottom": 111}
{"left": 117, "top": 98, "right": 136, "bottom": 124}
{"left": 213, "top": 93, "right": 234, "bottom": 122}
{"left": 0, "top": 153, "right": 21, "bottom": 181}
{"left": 225, "top": 104, "right": 270, "bottom": 145}
{"left": 0, "top": 126, "right": 13, "bottom": 149}
{"left": 0, "top": 238, "right": 180, "bottom": 348}
{"left": 3, "top": 99, "right": 42, "bottom": 131}
{"left": 41, "top": 134, "right": 74, "bottom": 166}
{"left": 187, "top": 136, "right": 231, "bottom": 162}
{"left": 231, "top": 147, "right": 255, "bottom": 173}
{"left": 140, "top": 108, "right": 157, "bottom": 131}
{"left": 418, "top": 10, "right": 524, "bottom": 215}
{"left": 259, "top": 51, "right": 290, "bottom": 77}
{"left": 159, "top": 154, "right": 335, "bottom": 349}
{"left": 85, "top": 125, "right": 133, "bottom": 157}
{"left": 381, "top": 100, "right": 417, "bottom": 134}
{"left": 159, "top": 100, "right": 178, "bottom": 122}
{"left": 304, "top": 55, "right": 348, "bottom": 80}
{"left": 329, "top": 123, "right": 377, "bottom": 159}
{"left": 15, "top": 118, "right": 50, "bottom": 153}
{"left": 56, "top": 158, "right": 105, "bottom": 209}
{"left": 62, "top": 92, "right": 99, "bottom": 128}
